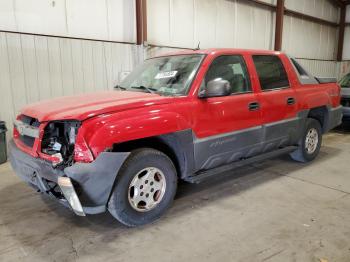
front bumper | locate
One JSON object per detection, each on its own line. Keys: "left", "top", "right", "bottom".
{"left": 342, "top": 106, "right": 350, "bottom": 121}
{"left": 9, "top": 140, "right": 129, "bottom": 215}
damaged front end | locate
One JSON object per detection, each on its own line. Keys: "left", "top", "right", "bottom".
{"left": 41, "top": 120, "right": 80, "bottom": 168}
{"left": 10, "top": 116, "right": 130, "bottom": 216}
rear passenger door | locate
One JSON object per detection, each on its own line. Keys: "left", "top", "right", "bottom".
{"left": 252, "top": 55, "right": 300, "bottom": 150}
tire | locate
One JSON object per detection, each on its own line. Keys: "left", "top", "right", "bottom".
{"left": 290, "top": 118, "right": 322, "bottom": 163}
{"left": 108, "top": 148, "right": 177, "bottom": 227}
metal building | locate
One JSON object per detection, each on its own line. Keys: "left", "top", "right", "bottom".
{"left": 0, "top": 0, "right": 349, "bottom": 138}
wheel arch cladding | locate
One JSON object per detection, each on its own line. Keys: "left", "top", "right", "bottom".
{"left": 64, "top": 151, "right": 130, "bottom": 210}
{"left": 307, "top": 106, "right": 328, "bottom": 133}
{"left": 112, "top": 129, "right": 195, "bottom": 179}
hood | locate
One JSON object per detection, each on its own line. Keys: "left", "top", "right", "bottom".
{"left": 21, "top": 91, "right": 174, "bottom": 122}
{"left": 341, "top": 87, "right": 350, "bottom": 98}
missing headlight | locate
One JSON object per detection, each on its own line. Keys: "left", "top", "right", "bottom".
{"left": 42, "top": 120, "right": 80, "bottom": 167}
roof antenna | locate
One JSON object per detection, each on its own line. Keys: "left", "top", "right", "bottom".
{"left": 196, "top": 41, "right": 200, "bottom": 50}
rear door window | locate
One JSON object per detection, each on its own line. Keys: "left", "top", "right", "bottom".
{"left": 252, "top": 55, "right": 289, "bottom": 91}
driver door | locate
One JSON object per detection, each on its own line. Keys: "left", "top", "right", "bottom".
{"left": 192, "top": 54, "right": 263, "bottom": 171}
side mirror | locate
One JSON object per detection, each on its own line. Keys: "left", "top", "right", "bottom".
{"left": 199, "top": 78, "right": 231, "bottom": 98}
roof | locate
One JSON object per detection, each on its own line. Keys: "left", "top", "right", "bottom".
{"left": 152, "top": 48, "right": 284, "bottom": 58}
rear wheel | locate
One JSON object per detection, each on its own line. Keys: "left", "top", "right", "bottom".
{"left": 108, "top": 148, "right": 177, "bottom": 227}
{"left": 290, "top": 118, "right": 322, "bottom": 163}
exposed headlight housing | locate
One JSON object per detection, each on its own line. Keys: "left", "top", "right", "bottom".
{"left": 41, "top": 120, "right": 81, "bottom": 167}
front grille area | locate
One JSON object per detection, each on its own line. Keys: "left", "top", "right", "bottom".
{"left": 341, "top": 97, "right": 350, "bottom": 108}
{"left": 17, "top": 115, "right": 40, "bottom": 148}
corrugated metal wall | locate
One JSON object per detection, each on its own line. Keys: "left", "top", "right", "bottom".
{"left": 0, "top": 31, "right": 142, "bottom": 136}
{"left": 285, "top": 0, "right": 339, "bottom": 23}
{"left": 343, "top": 6, "right": 350, "bottom": 60}
{"left": 282, "top": 16, "right": 338, "bottom": 60}
{"left": 0, "top": 0, "right": 140, "bottom": 137}
{"left": 295, "top": 59, "right": 337, "bottom": 77}
{"left": 147, "top": 0, "right": 276, "bottom": 50}
{"left": 283, "top": 0, "right": 340, "bottom": 77}
{"left": 147, "top": 0, "right": 340, "bottom": 76}
{"left": 344, "top": 26, "right": 350, "bottom": 60}
{"left": 0, "top": 0, "right": 136, "bottom": 42}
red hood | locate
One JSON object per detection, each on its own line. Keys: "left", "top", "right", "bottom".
{"left": 21, "top": 91, "right": 174, "bottom": 122}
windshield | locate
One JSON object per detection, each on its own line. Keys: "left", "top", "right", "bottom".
{"left": 119, "top": 54, "right": 204, "bottom": 96}
{"left": 339, "top": 73, "right": 350, "bottom": 88}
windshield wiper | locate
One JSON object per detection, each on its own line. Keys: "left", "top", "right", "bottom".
{"left": 114, "top": 85, "right": 127, "bottom": 90}
{"left": 131, "top": 85, "right": 157, "bottom": 94}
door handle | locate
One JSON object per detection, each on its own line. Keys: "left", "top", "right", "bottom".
{"left": 287, "top": 97, "right": 295, "bottom": 105}
{"left": 248, "top": 102, "right": 260, "bottom": 111}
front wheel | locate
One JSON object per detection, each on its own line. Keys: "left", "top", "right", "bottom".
{"left": 108, "top": 148, "right": 177, "bottom": 227}
{"left": 290, "top": 118, "right": 322, "bottom": 163}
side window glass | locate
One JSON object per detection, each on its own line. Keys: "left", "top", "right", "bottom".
{"left": 252, "top": 55, "right": 289, "bottom": 91}
{"left": 203, "top": 55, "right": 252, "bottom": 95}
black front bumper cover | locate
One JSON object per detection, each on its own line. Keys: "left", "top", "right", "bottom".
{"left": 9, "top": 140, "right": 129, "bottom": 215}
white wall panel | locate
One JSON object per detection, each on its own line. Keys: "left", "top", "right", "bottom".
{"left": 104, "top": 42, "right": 115, "bottom": 89}
{"left": 81, "top": 40, "right": 95, "bottom": 93}
{"left": 0, "top": 32, "right": 142, "bottom": 142}
{"left": 147, "top": 0, "right": 171, "bottom": 46}
{"left": 216, "top": 0, "right": 235, "bottom": 47}
{"left": 15, "top": 0, "right": 67, "bottom": 36}
{"left": 195, "top": 0, "right": 217, "bottom": 48}
{"left": 343, "top": 26, "right": 350, "bottom": 60}
{"left": 6, "top": 34, "right": 28, "bottom": 112}
{"left": 285, "top": 0, "right": 339, "bottom": 23}
{"left": 147, "top": 0, "right": 275, "bottom": 50}
{"left": 66, "top": 0, "right": 109, "bottom": 41}
{"left": 107, "top": 0, "right": 136, "bottom": 42}
{"left": 59, "top": 38, "right": 75, "bottom": 96}
{"left": 235, "top": 2, "right": 254, "bottom": 49}
{"left": 172, "top": 0, "right": 195, "bottom": 47}
{"left": 21, "top": 34, "right": 40, "bottom": 104}
{"left": 282, "top": 16, "right": 338, "bottom": 60}
{"left": 36, "top": 36, "right": 52, "bottom": 100}
{"left": 251, "top": 3, "right": 275, "bottom": 49}
{"left": 0, "top": 33, "right": 15, "bottom": 123}
{"left": 0, "top": 0, "right": 17, "bottom": 31}
{"left": 92, "top": 42, "right": 108, "bottom": 91}
{"left": 47, "top": 37, "right": 64, "bottom": 98}
{"left": 296, "top": 58, "right": 337, "bottom": 77}
{"left": 71, "top": 39, "right": 85, "bottom": 94}
{"left": 0, "top": 0, "right": 136, "bottom": 43}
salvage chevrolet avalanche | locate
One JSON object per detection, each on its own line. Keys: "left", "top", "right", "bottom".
{"left": 9, "top": 49, "right": 342, "bottom": 226}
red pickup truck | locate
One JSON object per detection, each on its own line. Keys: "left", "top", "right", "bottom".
{"left": 10, "top": 49, "right": 342, "bottom": 226}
